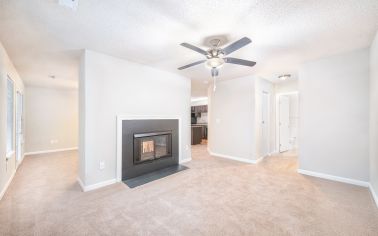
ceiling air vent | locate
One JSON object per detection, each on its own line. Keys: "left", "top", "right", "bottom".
{"left": 58, "top": 0, "right": 79, "bottom": 11}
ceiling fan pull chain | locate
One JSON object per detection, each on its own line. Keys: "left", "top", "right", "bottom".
{"left": 213, "top": 74, "right": 217, "bottom": 92}
{"left": 211, "top": 67, "right": 218, "bottom": 92}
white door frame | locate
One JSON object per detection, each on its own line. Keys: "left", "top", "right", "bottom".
{"left": 275, "top": 91, "right": 298, "bottom": 152}
{"left": 15, "top": 91, "right": 24, "bottom": 167}
{"left": 260, "top": 91, "right": 270, "bottom": 158}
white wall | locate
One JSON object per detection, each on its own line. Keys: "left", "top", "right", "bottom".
{"left": 25, "top": 87, "right": 78, "bottom": 153}
{"left": 0, "top": 41, "right": 24, "bottom": 199}
{"left": 79, "top": 50, "right": 191, "bottom": 186}
{"left": 370, "top": 31, "right": 378, "bottom": 202}
{"left": 275, "top": 80, "right": 298, "bottom": 94}
{"left": 208, "top": 76, "right": 276, "bottom": 161}
{"left": 299, "top": 48, "right": 369, "bottom": 181}
{"left": 208, "top": 76, "right": 257, "bottom": 161}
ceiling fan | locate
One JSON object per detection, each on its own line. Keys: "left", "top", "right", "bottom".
{"left": 178, "top": 37, "right": 256, "bottom": 85}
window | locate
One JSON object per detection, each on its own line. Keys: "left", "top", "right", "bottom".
{"left": 6, "top": 76, "right": 14, "bottom": 157}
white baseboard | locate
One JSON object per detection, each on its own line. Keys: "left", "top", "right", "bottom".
{"left": 255, "top": 156, "right": 266, "bottom": 164}
{"left": 0, "top": 170, "right": 16, "bottom": 201}
{"left": 209, "top": 151, "right": 258, "bottom": 164}
{"left": 179, "top": 158, "right": 191, "bottom": 164}
{"left": 25, "top": 147, "right": 78, "bottom": 156}
{"left": 77, "top": 177, "right": 85, "bottom": 191}
{"left": 297, "top": 169, "right": 369, "bottom": 187}
{"left": 369, "top": 183, "right": 378, "bottom": 208}
{"left": 77, "top": 178, "right": 117, "bottom": 192}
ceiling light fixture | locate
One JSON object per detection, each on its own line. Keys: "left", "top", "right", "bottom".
{"left": 205, "top": 57, "right": 225, "bottom": 69}
{"left": 278, "top": 74, "right": 291, "bottom": 81}
{"left": 48, "top": 75, "right": 56, "bottom": 79}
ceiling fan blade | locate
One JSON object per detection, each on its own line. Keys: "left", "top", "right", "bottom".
{"left": 178, "top": 60, "right": 206, "bottom": 70}
{"left": 180, "top": 43, "right": 208, "bottom": 56}
{"left": 222, "top": 37, "right": 252, "bottom": 55}
{"left": 224, "top": 57, "right": 256, "bottom": 67}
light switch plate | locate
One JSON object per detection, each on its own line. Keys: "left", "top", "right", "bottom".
{"left": 99, "top": 161, "right": 105, "bottom": 170}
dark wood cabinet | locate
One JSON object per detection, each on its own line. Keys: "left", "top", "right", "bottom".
{"left": 191, "top": 105, "right": 208, "bottom": 114}
{"left": 191, "top": 126, "right": 202, "bottom": 145}
{"left": 191, "top": 124, "right": 207, "bottom": 145}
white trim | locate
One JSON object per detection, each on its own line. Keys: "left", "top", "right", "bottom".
{"left": 77, "top": 178, "right": 117, "bottom": 192}
{"left": 259, "top": 90, "right": 271, "bottom": 162}
{"left": 269, "top": 151, "right": 279, "bottom": 156}
{"left": 179, "top": 158, "right": 191, "bottom": 164}
{"left": 191, "top": 97, "right": 208, "bottom": 102}
{"left": 297, "top": 169, "right": 369, "bottom": 187}
{"left": 24, "top": 147, "right": 78, "bottom": 156}
{"left": 276, "top": 91, "right": 299, "bottom": 96}
{"left": 275, "top": 91, "right": 299, "bottom": 152}
{"left": 77, "top": 177, "right": 86, "bottom": 191}
{"left": 0, "top": 170, "right": 16, "bottom": 200}
{"left": 6, "top": 151, "right": 15, "bottom": 159}
{"left": 16, "top": 154, "right": 26, "bottom": 170}
{"left": 255, "top": 156, "right": 265, "bottom": 163}
{"left": 116, "top": 115, "right": 182, "bottom": 182}
{"left": 209, "top": 151, "right": 259, "bottom": 164}
{"left": 369, "top": 183, "right": 378, "bottom": 208}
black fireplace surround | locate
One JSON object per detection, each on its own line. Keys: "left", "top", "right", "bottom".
{"left": 122, "top": 119, "right": 179, "bottom": 180}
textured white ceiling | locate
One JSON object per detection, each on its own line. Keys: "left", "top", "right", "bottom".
{"left": 0, "top": 0, "right": 378, "bottom": 90}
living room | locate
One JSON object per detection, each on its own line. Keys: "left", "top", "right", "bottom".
{"left": 0, "top": 1, "right": 377, "bottom": 235}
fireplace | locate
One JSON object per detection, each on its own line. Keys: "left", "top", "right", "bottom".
{"left": 133, "top": 131, "right": 172, "bottom": 164}
{"left": 121, "top": 119, "right": 179, "bottom": 180}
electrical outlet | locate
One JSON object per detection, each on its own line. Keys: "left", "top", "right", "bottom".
{"left": 99, "top": 161, "right": 105, "bottom": 170}
{"left": 50, "top": 139, "right": 59, "bottom": 144}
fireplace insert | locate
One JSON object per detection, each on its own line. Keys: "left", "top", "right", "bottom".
{"left": 133, "top": 131, "right": 172, "bottom": 165}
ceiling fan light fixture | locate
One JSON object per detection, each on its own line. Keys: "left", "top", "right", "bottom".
{"left": 278, "top": 74, "right": 291, "bottom": 81}
{"left": 205, "top": 57, "right": 225, "bottom": 69}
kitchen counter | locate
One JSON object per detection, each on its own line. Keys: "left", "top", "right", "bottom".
{"left": 191, "top": 123, "right": 207, "bottom": 126}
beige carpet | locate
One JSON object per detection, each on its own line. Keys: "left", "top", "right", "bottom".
{"left": 0, "top": 145, "right": 377, "bottom": 235}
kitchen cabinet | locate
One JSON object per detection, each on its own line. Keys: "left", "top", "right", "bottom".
{"left": 191, "top": 124, "right": 207, "bottom": 145}
{"left": 191, "top": 105, "right": 208, "bottom": 114}
{"left": 191, "top": 126, "right": 202, "bottom": 145}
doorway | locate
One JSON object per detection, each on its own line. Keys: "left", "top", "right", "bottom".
{"left": 190, "top": 99, "right": 208, "bottom": 146}
{"left": 15, "top": 91, "right": 24, "bottom": 166}
{"left": 260, "top": 91, "right": 270, "bottom": 157}
{"left": 276, "top": 92, "right": 299, "bottom": 153}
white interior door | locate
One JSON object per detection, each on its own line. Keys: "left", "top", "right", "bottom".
{"left": 261, "top": 92, "right": 270, "bottom": 156}
{"left": 16, "top": 92, "right": 23, "bottom": 164}
{"left": 279, "top": 95, "right": 290, "bottom": 152}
